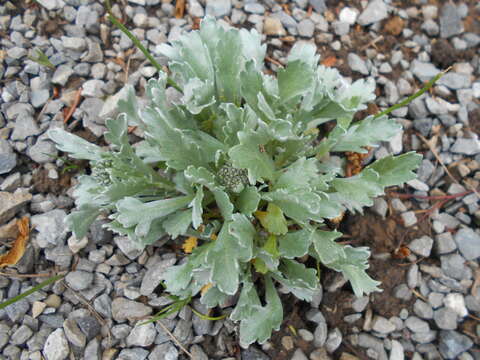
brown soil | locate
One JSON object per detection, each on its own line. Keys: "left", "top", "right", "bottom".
{"left": 32, "top": 168, "right": 74, "bottom": 195}
{"left": 467, "top": 108, "right": 480, "bottom": 136}
{"left": 229, "top": 210, "right": 433, "bottom": 360}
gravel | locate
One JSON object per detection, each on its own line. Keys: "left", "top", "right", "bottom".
{"left": 1, "top": 1, "right": 479, "bottom": 359}
{"left": 111, "top": 298, "right": 153, "bottom": 322}
{"left": 357, "top": 0, "right": 388, "bottom": 26}
{"left": 43, "top": 328, "right": 70, "bottom": 360}
{"left": 454, "top": 228, "right": 480, "bottom": 260}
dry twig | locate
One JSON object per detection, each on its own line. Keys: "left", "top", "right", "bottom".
{"left": 156, "top": 320, "right": 193, "bottom": 358}
{"left": 61, "top": 279, "right": 112, "bottom": 343}
{"left": 361, "top": 35, "right": 384, "bottom": 51}
{"left": 265, "top": 56, "right": 284, "bottom": 68}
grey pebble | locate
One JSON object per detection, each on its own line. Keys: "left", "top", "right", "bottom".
{"left": 244, "top": 3, "right": 264, "bottom": 14}
{"left": 63, "top": 318, "right": 86, "bottom": 348}
{"left": 435, "top": 232, "right": 457, "bottom": 255}
{"left": 0, "top": 189, "right": 31, "bottom": 224}
{"left": 205, "top": 0, "right": 231, "bottom": 17}
{"left": 401, "top": 211, "right": 417, "bottom": 227}
{"left": 372, "top": 316, "right": 396, "bottom": 334}
{"left": 298, "top": 329, "right": 314, "bottom": 342}
{"left": 242, "top": 346, "right": 270, "bottom": 360}
{"left": 118, "top": 348, "right": 150, "bottom": 360}
{"left": 313, "top": 314, "right": 328, "bottom": 347}
{"left": 410, "top": 60, "right": 440, "bottom": 82}
{"left": 451, "top": 138, "right": 480, "bottom": 155}
{"left": 190, "top": 344, "right": 208, "bottom": 360}
{"left": 43, "top": 328, "right": 70, "bottom": 360}
{"left": 441, "top": 253, "right": 472, "bottom": 280}
{"left": 405, "top": 316, "right": 430, "bottom": 333}
{"left": 325, "top": 328, "right": 342, "bottom": 353}
{"left": 357, "top": 0, "right": 388, "bottom": 25}
{"left": 51, "top": 65, "right": 74, "bottom": 86}
{"left": 31, "top": 209, "right": 68, "bottom": 248}
{"left": 297, "top": 19, "right": 315, "bottom": 37}
{"left": 65, "top": 271, "right": 94, "bottom": 291}
{"left": 434, "top": 307, "right": 458, "bottom": 330}
{"left": 84, "top": 338, "right": 101, "bottom": 360}
{"left": 439, "top": 3, "right": 463, "bottom": 38}
{"left": 149, "top": 342, "right": 179, "bottom": 360}
{"left": 111, "top": 298, "right": 152, "bottom": 322}
{"left": 414, "top": 300, "right": 434, "bottom": 319}
{"left": 408, "top": 236, "right": 433, "bottom": 257}
{"left": 348, "top": 53, "right": 369, "bottom": 75}
{"left": 126, "top": 323, "right": 157, "bottom": 347}
{"left": 438, "top": 330, "right": 473, "bottom": 359}
{"left": 11, "top": 113, "right": 41, "bottom": 141}
{"left": 27, "top": 135, "right": 58, "bottom": 164}
{"left": 352, "top": 296, "right": 369, "bottom": 312}
{"left": 173, "top": 319, "right": 193, "bottom": 345}
{"left": 454, "top": 228, "right": 480, "bottom": 260}
{"left": 11, "top": 324, "right": 33, "bottom": 345}
{"left": 140, "top": 257, "right": 176, "bottom": 296}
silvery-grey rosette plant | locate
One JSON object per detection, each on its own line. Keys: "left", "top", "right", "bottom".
{"left": 49, "top": 17, "right": 421, "bottom": 346}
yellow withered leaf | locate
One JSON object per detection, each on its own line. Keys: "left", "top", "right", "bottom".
{"left": 0, "top": 217, "right": 30, "bottom": 268}
{"left": 182, "top": 236, "right": 198, "bottom": 254}
{"left": 200, "top": 283, "right": 213, "bottom": 295}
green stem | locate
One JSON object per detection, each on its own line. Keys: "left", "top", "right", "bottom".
{"left": 190, "top": 306, "right": 228, "bottom": 321}
{"left": 104, "top": 1, "right": 183, "bottom": 93}
{"left": 0, "top": 274, "right": 64, "bottom": 311}
{"left": 373, "top": 67, "right": 451, "bottom": 119}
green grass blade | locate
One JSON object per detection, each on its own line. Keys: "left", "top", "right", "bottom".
{"left": 373, "top": 67, "right": 451, "bottom": 119}
{"left": 104, "top": 0, "right": 182, "bottom": 93}
{"left": 0, "top": 274, "right": 64, "bottom": 311}
{"left": 139, "top": 296, "right": 191, "bottom": 325}
{"left": 190, "top": 306, "right": 228, "bottom": 321}
{"left": 27, "top": 49, "right": 55, "bottom": 69}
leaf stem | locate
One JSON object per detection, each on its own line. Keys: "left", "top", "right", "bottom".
{"left": 104, "top": 0, "right": 183, "bottom": 93}
{"left": 373, "top": 67, "right": 451, "bottom": 119}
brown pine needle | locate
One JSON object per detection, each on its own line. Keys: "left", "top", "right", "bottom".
{"left": 175, "top": 0, "right": 185, "bottom": 18}
{"left": 63, "top": 88, "right": 82, "bottom": 124}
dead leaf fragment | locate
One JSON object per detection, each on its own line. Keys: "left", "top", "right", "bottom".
{"left": 200, "top": 283, "right": 213, "bottom": 295}
{"left": 182, "top": 236, "right": 198, "bottom": 254}
{"left": 175, "top": 0, "right": 185, "bottom": 18}
{"left": 384, "top": 16, "right": 404, "bottom": 36}
{"left": 0, "top": 217, "right": 30, "bottom": 268}
{"left": 322, "top": 56, "right": 337, "bottom": 67}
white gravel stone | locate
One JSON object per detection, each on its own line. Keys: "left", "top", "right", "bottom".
{"left": 205, "top": 0, "right": 231, "bottom": 17}
{"left": 52, "top": 65, "right": 74, "bottom": 86}
{"left": 339, "top": 7, "right": 359, "bottom": 24}
{"left": 43, "top": 328, "right": 70, "bottom": 360}
{"left": 348, "top": 53, "right": 369, "bottom": 75}
{"left": 357, "top": 0, "right": 388, "bottom": 25}
{"left": 126, "top": 323, "right": 156, "bottom": 347}
{"left": 444, "top": 293, "right": 468, "bottom": 317}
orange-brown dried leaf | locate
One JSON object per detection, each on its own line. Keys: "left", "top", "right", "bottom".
{"left": 322, "top": 56, "right": 337, "bottom": 67}
{"left": 393, "top": 246, "right": 411, "bottom": 259}
{"left": 182, "top": 236, "right": 198, "bottom": 254}
{"left": 384, "top": 16, "right": 404, "bottom": 36}
{"left": 0, "top": 217, "right": 30, "bottom": 268}
{"left": 330, "top": 211, "right": 345, "bottom": 225}
{"left": 175, "top": 0, "right": 185, "bottom": 18}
